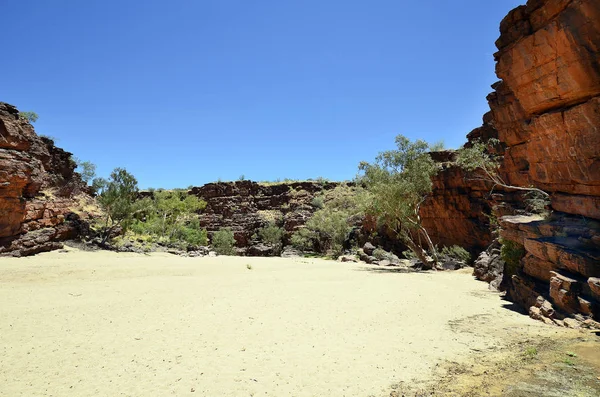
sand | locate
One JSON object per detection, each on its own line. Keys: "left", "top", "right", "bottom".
{"left": 0, "top": 248, "right": 572, "bottom": 396}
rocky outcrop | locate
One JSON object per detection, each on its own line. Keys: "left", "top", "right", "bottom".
{"left": 420, "top": 151, "right": 494, "bottom": 253}
{"left": 420, "top": 0, "right": 599, "bottom": 326}
{"left": 449, "top": 0, "right": 600, "bottom": 325}
{"left": 0, "top": 102, "right": 92, "bottom": 256}
{"left": 189, "top": 181, "right": 341, "bottom": 252}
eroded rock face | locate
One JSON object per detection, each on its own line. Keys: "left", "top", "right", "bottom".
{"left": 421, "top": 0, "right": 600, "bottom": 325}
{"left": 0, "top": 102, "right": 91, "bottom": 256}
{"left": 189, "top": 180, "right": 341, "bottom": 249}
{"left": 479, "top": 0, "right": 600, "bottom": 324}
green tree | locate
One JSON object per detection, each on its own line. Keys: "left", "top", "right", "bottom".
{"left": 212, "top": 228, "right": 236, "bottom": 255}
{"left": 456, "top": 139, "right": 549, "bottom": 212}
{"left": 74, "top": 158, "right": 97, "bottom": 185}
{"left": 151, "top": 190, "right": 206, "bottom": 240}
{"left": 19, "top": 111, "right": 39, "bottom": 123}
{"left": 95, "top": 168, "right": 143, "bottom": 244}
{"left": 358, "top": 135, "right": 440, "bottom": 269}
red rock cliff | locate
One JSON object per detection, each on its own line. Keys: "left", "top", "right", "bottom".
{"left": 492, "top": 0, "right": 600, "bottom": 325}
{"left": 0, "top": 102, "right": 92, "bottom": 256}
{"left": 423, "top": 0, "right": 600, "bottom": 325}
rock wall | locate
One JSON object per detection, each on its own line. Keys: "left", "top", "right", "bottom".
{"left": 189, "top": 181, "right": 341, "bottom": 254}
{"left": 423, "top": 0, "right": 600, "bottom": 325}
{"left": 0, "top": 102, "right": 91, "bottom": 256}
{"left": 491, "top": 0, "right": 600, "bottom": 325}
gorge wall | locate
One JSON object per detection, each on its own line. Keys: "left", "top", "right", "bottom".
{"left": 189, "top": 181, "right": 342, "bottom": 255}
{"left": 0, "top": 102, "right": 91, "bottom": 257}
{"left": 423, "top": 0, "right": 600, "bottom": 325}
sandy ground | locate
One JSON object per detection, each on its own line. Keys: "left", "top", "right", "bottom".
{"left": 0, "top": 248, "right": 586, "bottom": 396}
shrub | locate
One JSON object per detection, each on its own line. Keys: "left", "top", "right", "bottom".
{"left": 212, "top": 228, "right": 236, "bottom": 255}
{"left": 176, "top": 219, "right": 208, "bottom": 247}
{"left": 500, "top": 240, "right": 525, "bottom": 277}
{"left": 372, "top": 248, "right": 395, "bottom": 261}
{"left": 290, "top": 227, "right": 317, "bottom": 252}
{"left": 19, "top": 111, "right": 39, "bottom": 123}
{"left": 310, "top": 196, "right": 324, "bottom": 209}
{"left": 440, "top": 245, "right": 471, "bottom": 263}
{"left": 258, "top": 223, "right": 284, "bottom": 246}
{"left": 290, "top": 184, "right": 368, "bottom": 257}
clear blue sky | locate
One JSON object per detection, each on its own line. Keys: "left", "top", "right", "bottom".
{"left": 3, "top": 0, "right": 523, "bottom": 189}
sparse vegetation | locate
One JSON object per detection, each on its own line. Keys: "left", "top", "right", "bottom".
{"left": 456, "top": 139, "right": 550, "bottom": 213}
{"left": 524, "top": 346, "right": 538, "bottom": 359}
{"left": 440, "top": 245, "right": 471, "bottom": 263}
{"left": 291, "top": 184, "right": 367, "bottom": 257}
{"left": 500, "top": 239, "right": 525, "bottom": 277}
{"left": 212, "top": 228, "right": 236, "bottom": 255}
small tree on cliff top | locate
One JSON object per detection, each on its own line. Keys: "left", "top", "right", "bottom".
{"left": 358, "top": 135, "right": 440, "bottom": 269}
{"left": 19, "top": 111, "right": 39, "bottom": 123}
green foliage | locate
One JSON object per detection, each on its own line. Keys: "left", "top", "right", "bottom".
{"left": 74, "top": 158, "right": 97, "bottom": 185}
{"left": 291, "top": 184, "right": 368, "bottom": 257}
{"left": 258, "top": 223, "right": 284, "bottom": 247}
{"left": 524, "top": 190, "right": 550, "bottom": 215}
{"left": 238, "top": 175, "right": 246, "bottom": 181}
{"left": 174, "top": 219, "right": 208, "bottom": 247}
{"left": 456, "top": 138, "right": 501, "bottom": 174}
{"left": 358, "top": 134, "right": 440, "bottom": 266}
{"left": 500, "top": 239, "right": 525, "bottom": 277}
{"left": 130, "top": 190, "right": 207, "bottom": 247}
{"left": 457, "top": 139, "right": 550, "bottom": 213}
{"left": 212, "top": 228, "right": 236, "bottom": 255}
{"left": 310, "top": 195, "right": 324, "bottom": 209}
{"left": 372, "top": 248, "right": 395, "bottom": 261}
{"left": 429, "top": 140, "right": 445, "bottom": 151}
{"left": 95, "top": 168, "right": 143, "bottom": 243}
{"left": 19, "top": 111, "right": 39, "bottom": 123}
{"left": 440, "top": 245, "right": 471, "bottom": 263}
{"left": 524, "top": 347, "right": 538, "bottom": 359}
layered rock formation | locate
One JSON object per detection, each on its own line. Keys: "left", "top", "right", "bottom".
{"left": 492, "top": 0, "right": 600, "bottom": 325}
{"left": 189, "top": 181, "right": 341, "bottom": 253}
{"left": 0, "top": 102, "right": 92, "bottom": 256}
{"left": 423, "top": 0, "right": 600, "bottom": 325}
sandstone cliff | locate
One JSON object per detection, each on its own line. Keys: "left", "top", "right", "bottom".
{"left": 0, "top": 102, "right": 92, "bottom": 256}
{"left": 422, "top": 0, "right": 600, "bottom": 325}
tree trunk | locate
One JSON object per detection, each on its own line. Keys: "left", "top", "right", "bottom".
{"left": 402, "top": 235, "right": 433, "bottom": 270}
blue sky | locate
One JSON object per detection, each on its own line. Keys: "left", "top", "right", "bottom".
{"left": 3, "top": 0, "right": 523, "bottom": 188}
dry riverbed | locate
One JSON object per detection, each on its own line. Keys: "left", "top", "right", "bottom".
{"left": 1, "top": 247, "right": 598, "bottom": 396}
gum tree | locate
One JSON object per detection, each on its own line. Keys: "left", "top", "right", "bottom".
{"left": 358, "top": 135, "right": 440, "bottom": 269}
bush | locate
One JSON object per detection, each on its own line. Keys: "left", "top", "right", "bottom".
{"left": 258, "top": 223, "right": 284, "bottom": 246}
{"left": 440, "top": 245, "right": 471, "bottom": 263}
{"left": 290, "top": 227, "right": 317, "bottom": 252}
{"left": 176, "top": 219, "right": 208, "bottom": 247}
{"left": 290, "top": 184, "right": 368, "bottom": 257}
{"left": 501, "top": 240, "right": 525, "bottom": 277}
{"left": 19, "top": 111, "right": 39, "bottom": 123}
{"left": 212, "top": 228, "right": 236, "bottom": 255}
{"left": 311, "top": 196, "right": 324, "bottom": 209}
{"left": 373, "top": 248, "right": 393, "bottom": 261}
